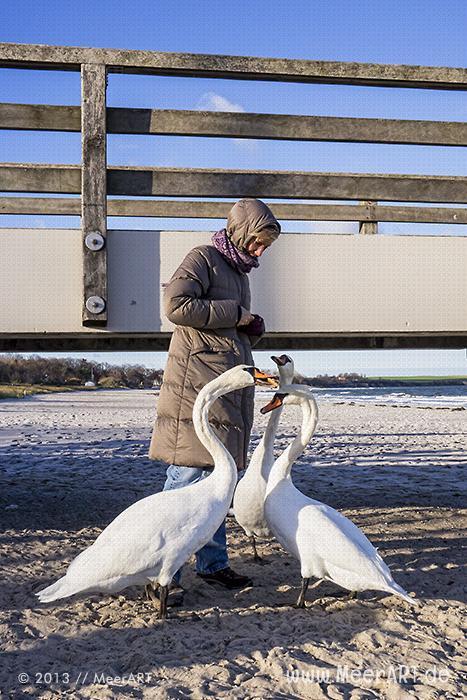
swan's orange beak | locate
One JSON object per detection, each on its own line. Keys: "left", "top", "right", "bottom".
{"left": 252, "top": 369, "right": 279, "bottom": 388}
{"left": 260, "top": 392, "right": 287, "bottom": 414}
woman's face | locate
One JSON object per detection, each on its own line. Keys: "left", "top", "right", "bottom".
{"left": 246, "top": 238, "right": 270, "bottom": 257}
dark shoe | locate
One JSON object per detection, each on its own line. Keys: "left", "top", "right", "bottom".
{"left": 197, "top": 567, "right": 252, "bottom": 590}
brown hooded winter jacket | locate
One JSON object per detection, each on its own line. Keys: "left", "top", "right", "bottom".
{"left": 148, "top": 199, "right": 280, "bottom": 469}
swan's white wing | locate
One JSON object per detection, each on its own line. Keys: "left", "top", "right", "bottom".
{"left": 66, "top": 483, "right": 218, "bottom": 584}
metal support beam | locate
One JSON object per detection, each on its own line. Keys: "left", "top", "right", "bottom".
{"left": 0, "top": 333, "right": 465, "bottom": 352}
{"left": 81, "top": 64, "right": 107, "bottom": 326}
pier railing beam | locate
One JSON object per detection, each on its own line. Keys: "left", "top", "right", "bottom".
{"left": 81, "top": 63, "right": 108, "bottom": 326}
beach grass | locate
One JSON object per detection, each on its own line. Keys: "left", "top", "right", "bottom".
{"left": 0, "top": 384, "right": 97, "bottom": 399}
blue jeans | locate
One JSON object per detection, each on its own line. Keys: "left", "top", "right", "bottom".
{"left": 163, "top": 464, "right": 229, "bottom": 584}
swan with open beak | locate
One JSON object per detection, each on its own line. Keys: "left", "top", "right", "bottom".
{"left": 36, "top": 365, "right": 278, "bottom": 619}
{"left": 248, "top": 367, "right": 279, "bottom": 388}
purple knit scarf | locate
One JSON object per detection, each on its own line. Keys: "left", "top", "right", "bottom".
{"left": 211, "top": 228, "right": 259, "bottom": 274}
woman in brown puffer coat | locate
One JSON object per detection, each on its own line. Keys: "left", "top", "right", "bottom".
{"left": 148, "top": 198, "right": 280, "bottom": 598}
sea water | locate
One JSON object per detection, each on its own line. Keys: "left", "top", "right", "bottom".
{"left": 311, "top": 384, "right": 467, "bottom": 409}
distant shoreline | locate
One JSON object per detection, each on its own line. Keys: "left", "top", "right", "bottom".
{"left": 311, "top": 377, "right": 467, "bottom": 388}
{"left": 1, "top": 376, "right": 466, "bottom": 400}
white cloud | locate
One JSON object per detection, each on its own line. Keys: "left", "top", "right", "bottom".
{"left": 196, "top": 91, "right": 245, "bottom": 113}
{"left": 196, "top": 92, "right": 258, "bottom": 153}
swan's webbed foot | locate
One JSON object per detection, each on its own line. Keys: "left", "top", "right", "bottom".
{"left": 294, "top": 577, "right": 310, "bottom": 608}
{"left": 145, "top": 582, "right": 158, "bottom": 604}
{"left": 332, "top": 588, "right": 358, "bottom": 601}
{"left": 144, "top": 583, "right": 169, "bottom": 619}
{"left": 144, "top": 580, "right": 185, "bottom": 616}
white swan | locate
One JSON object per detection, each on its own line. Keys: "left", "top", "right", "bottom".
{"left": 233, "top": 354, "right": 294, "bottom": 561}
{"left": 36, "top": 365, "right": 276, "bottom": 618}
{"left": 262, "top": 383, "right": 415, "bottom": 607}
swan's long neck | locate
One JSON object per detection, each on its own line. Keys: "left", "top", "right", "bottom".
{"left": 255, "top": 369, "right": 292, "bottom": 473}
{"left": 192, "top": 380, "right": 238, "bottom": 498}
{"left": 265, "top": 393, "right": 319, "bottom": 494}
{"left": 257, "top": 405, "right": 283, "bottom": 464}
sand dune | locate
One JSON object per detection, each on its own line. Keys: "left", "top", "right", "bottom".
{"left": 0, "top": 389, "right": 466, "bottom": 698}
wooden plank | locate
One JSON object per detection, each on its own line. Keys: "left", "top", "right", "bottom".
{"left": 0, "top": 333, "right": 465, "bottom": 351}
{"left": 0, "top": 43, "right": 466, "bottom": 90}
{"left": 107, "top": 108, "right": 467, "bottom": 147}
{"left": 0, "top": 103, "right": 80, "bottom": 131}
{"left": 0, "top": 197, "right": 81, "bottom": 214}
{"left": 2, "top": 197, "right": 467, "bottom": 224}
{"left": 107, "top": 168, "right": 467, "bottom": 204}
{"left": 0, "top": 164, "right": 81, "bottom": 193}
{"left": 357, "top": 204, "right": 467, "bottom": 224}
{"left": 81, "top": 64, "right": 107, "bottom": 326}
{"left": 4, "top": 104, "right": 467, "bottom": 146}
{"left": 2, "top": 165, "right": 467, "bottom": 204}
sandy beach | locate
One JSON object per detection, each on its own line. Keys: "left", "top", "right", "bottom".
{"left": 0, "top": 388, "right": 466, "bottom": 699}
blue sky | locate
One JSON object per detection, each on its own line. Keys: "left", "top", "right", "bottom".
{"left": 1, "top": 0, "right": 466, "bottom": 376}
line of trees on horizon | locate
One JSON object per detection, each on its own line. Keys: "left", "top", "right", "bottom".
{"left": 1, "top": 356, "right": 463, "bottom": 388}
{"left": 0, "top": 355, "right": 163, "bottom": 389}
{"left": 0, "top": 355, "right": 370, "bottom": 389}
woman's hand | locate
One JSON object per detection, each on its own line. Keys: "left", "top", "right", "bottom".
{"left": 237, "top": 312, "right": 266, "bottom": 339}
{"left": 237, "top": 307, "right": 255, "bottom": 326}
